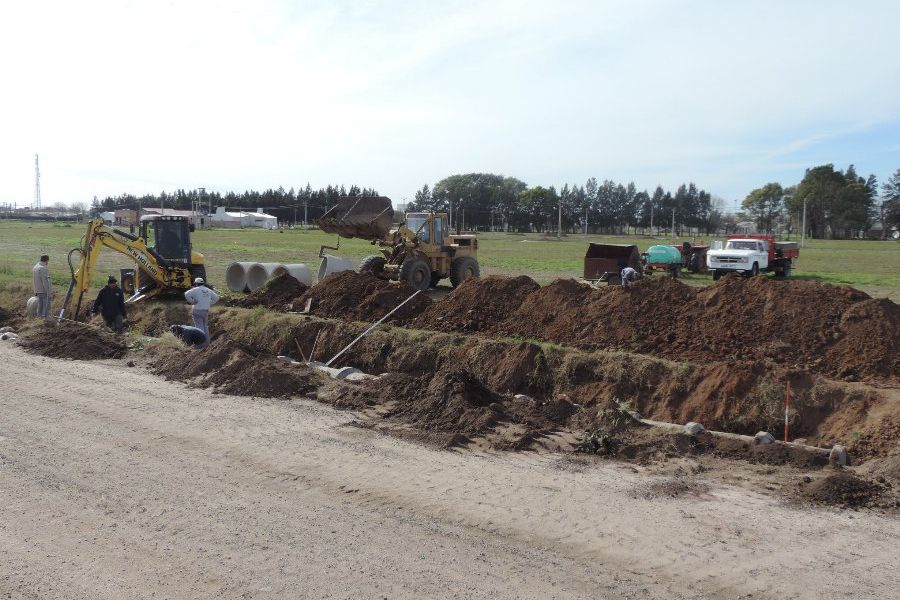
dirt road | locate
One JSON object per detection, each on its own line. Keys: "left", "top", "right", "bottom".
{"left": 1, "top": 343, "right": 897, "bottom": 600}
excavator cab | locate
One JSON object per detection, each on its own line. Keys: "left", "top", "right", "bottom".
{"left": 140, "top": 215, "right": 193, "bottom": 264}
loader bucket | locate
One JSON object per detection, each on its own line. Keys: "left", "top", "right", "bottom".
{"left": 316, "top": 196, "right": 395, "bottom": 240}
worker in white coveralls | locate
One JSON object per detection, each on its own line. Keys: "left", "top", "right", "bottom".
{"left": 32, "top": 254, "right": 52, "bottom": 318}
{"left": 184, "top": 278, "right": 219, "bottom": 344}
{"left": 621, "top": 266, "right": 640, "bottom": 287}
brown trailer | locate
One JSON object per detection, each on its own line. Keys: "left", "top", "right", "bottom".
{"left": 583, "top": 243, "right": 642, "bottom": 283}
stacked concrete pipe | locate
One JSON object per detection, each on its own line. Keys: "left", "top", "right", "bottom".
{"left": 272, "top": 264, "right": 313, "bottom": 287}
{"left": 225, "top": 262, "right": 256, "bottom": 292}
{"left": 246, "top": 262, "right": 286, "bottom": 292}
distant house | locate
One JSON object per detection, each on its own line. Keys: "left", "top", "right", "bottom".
{"left": 99, "top": 211, "right": 115, "bottom": 224}
{"left": 210, "top": 207, "right": 277, "bottom": 229}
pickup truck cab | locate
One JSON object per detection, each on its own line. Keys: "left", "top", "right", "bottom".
{"left": 707, "top": 235, "right": 798, "bottom": 280}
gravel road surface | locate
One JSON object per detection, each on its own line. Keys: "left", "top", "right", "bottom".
{"left": 1, "top": 342, "right": 897, "bottom": 599}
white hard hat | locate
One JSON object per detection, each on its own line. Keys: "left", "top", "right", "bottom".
{"left": 194, "top": 277, "right": 205, "bottom": 285}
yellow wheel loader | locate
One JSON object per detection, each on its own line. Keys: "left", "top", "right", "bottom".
{"left": 58, "top": 215, "right": 206, "bottom": 320}
{"left": 316, "top": 196, "right": 480, "bottom": 291}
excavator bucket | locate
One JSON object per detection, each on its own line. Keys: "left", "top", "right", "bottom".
{"left": 316, "top": 196, "right": 395, "bottom": 240}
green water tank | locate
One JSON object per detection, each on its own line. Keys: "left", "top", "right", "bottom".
{"left": 646, "top": 245, "right": 682, "bottom": 264}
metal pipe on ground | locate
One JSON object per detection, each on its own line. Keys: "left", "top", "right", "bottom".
{"left": 225, "top": 262, "right": 256, "bottom": 292}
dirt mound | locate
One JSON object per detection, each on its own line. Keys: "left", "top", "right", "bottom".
{"left": 414, "top": 275, "right": 540, "bottom": 332}
{"left": 18, "top": 320, "right": 127, "bottom": 360}
{"left": 415, "top": 274, "right": 896, "bottom": 381}
{"left": 236, "top": 274, "right": 309, "bottom": 311}
{"left": 295, "top": 271, "right": 431, "bottom": 324}
{"left": 822, "top": 298, "right": 900, "bottom": 380}
{"left": 128, "top": 301, "right": 193, "bottom": 336}
{"left": 149, "top": 337, "right": 320, "bottom": 398}
{"left": 800, "top": 471, "right": 887, "bottom": 508}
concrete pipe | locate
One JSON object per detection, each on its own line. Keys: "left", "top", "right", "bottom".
{"left": 272, "top": 264, "right": 313, "bottom": 287}
{"left": 246, "top": 262, "right": 287, "bottom": 292}
{"left": 317, "top": 254, "right": 356, "bottom": 281}
{"left": 225, "top": 262, "right": 256, "bottom": 293}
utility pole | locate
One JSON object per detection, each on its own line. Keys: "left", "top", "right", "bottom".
{"left": 34, "top": 154, "right": 41, "bottom": 210}
{"left": 671, "top": 208, "right": 676, "bottom": 240}
{"left": 650, "top": 206, "right": 654, "bottom": 236}
{"left": 557, "top": 200, "right": 562, "bottom": 241}
{"left": 584, "top": 205, "right": 588, "bottom": 235}
{"left": 801, "top": 196, "right": 807, "bottom": 248}
{"left": 303, "top": 200, "right": 308, "bottom": 227}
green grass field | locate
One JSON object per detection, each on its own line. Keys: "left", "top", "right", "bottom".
{"left": 1, "top": 219, "right": 898, "bottom": 301}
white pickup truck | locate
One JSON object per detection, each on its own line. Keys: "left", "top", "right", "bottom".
{"left": 707, "top": 235, "right": 798, "bottom": 280}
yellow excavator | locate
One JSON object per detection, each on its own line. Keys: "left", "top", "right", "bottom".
{"left": 58, "top": 214, "right": 206, "bottom": 320}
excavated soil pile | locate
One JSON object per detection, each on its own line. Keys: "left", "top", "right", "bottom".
{"left": 150, "top": 337, "right": 319, "bottom": 398}
{"left": 330, "top": 370, "right": 567, "bottom": 448}
{"left": 800, "top": 471, "right": 890, "bottom": 508}
{"left": 295, "top": 271, "right": 431, "bottom": 324}
{"left": 422, "top": 274, "right": 898, "bottom": 381}
{"left": 128, "top": 301, "right": 193, "bottom": 336}
{"left": 0, "top": 307, "right": 17, "bottom": 326}
{"left": 414, "top": 275, "right": 540, "bottom": 332}
{"left": 236, "top": 274, "right": 308, "bottom": 311}
{"left": 18, "top": 320, "right": 127, "bottom": 360}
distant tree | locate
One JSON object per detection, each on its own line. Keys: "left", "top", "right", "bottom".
{"left": 741, "top": 182, "right": 784, "bottom": 233}
{"left": 517, "top": 186, "right": 558, "bottom": 232}
{"left": 881, "top": 167, "right": 900, "bottom": 235}
{"left": 788, "top": 164, "right": 874, "bottom": 239}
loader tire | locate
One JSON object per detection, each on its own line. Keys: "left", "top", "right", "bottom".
{"left": 359, "top": 255, "right": 386, "bottom": 276}
{"left": 450, "top": 257, "right": 480, "bottom": 288}
{"left": 399, "top": 257, "right": 431, "bottom": 292}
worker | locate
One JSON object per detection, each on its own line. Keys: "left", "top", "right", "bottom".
{"left": 32, "top": 254, "right": 52, "bottom": 318}
{"left": 621, "top": 266, "right": 640, "bottom": 287}
{"left": 184, "top": 277, "right": 219, "bottom": 341}
{"left": 92, "top": 275, "right": 127, "bottom": 333}
{"left": 169, "top": 324, "right": 207, "bottom": 350}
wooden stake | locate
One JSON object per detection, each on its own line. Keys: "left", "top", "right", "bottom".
{"left": 784, "top": 381, "right": 791, "bottom": 442}
{"left": 294, "top": 338, "right": 307, "bottom": 363}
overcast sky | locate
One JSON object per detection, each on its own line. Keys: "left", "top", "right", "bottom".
{"left": 2, "top": 0, "right": 899, "bottom": 209}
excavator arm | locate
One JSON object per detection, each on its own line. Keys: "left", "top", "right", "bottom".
{"left": 58, "top": 218, "right": 193, "bottom": 321}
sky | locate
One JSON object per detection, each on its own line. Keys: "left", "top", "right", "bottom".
{"left": 1, "top": 0, "right": 899, "bottom": 210}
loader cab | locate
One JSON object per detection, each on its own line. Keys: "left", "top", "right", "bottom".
{"left": 406, "top": 212, "right": 447, "bottom": 246}
{"left": 140, "top": 215, "right": 193, "bottom": 263}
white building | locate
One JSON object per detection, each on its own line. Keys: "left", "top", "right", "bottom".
{"left": 140, "top": 208, "right": 209, "bottom": 229}
{"left": 211, "top": 206, "right": 278, "bottom": 229}
{"left": 99, "top": 211, "right": 115, "bottom": 224}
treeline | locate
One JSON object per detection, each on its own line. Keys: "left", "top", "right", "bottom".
{"left": 407, "top": 174, "right": 724, "bottom": 235}
{"left": 91, "top": 184, "right": 379, "bottom": 224}
{"left": 742, "top": 164, "right": 900, "bottom": 239}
